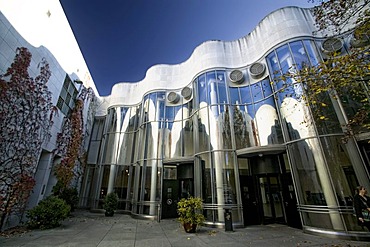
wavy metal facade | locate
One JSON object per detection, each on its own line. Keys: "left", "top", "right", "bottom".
{"left": 81, "top": 6, "right": 370, "bottom": 240}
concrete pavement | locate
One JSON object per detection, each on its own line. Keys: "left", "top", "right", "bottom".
{"left": 1, "top": 210, "right": 370, "bottom": 247}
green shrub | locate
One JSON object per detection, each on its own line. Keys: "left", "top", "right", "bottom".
{"left": 27, "top": 196, "right": 71, "bottom": 229}
{"left": 59, "top": 189, "right": 78, "bottom": 211}
{"left": 177, "top": 196, "right": 205, "bottom": 226}
{"left": 52, "top": 183, "right": 79, "bottom": 211}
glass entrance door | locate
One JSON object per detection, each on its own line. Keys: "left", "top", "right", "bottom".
{"left": 161, "top": 163, "right": 194, "bottom": 219}
{"left": 257, "top": 174, "right": 285, "bottom": 224}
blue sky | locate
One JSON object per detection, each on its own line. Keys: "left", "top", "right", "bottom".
{"left": 60, "top": 0, "right": 315, "bottom": 96}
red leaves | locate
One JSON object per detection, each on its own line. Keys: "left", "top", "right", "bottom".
{"left": 55, "top": 98, "right": 85, "bottom": 188}
{"left": 0, "top": 47, "right": 53, "bottom": 229}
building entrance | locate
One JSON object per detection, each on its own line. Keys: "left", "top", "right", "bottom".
{"left": 161, "top": 163, "right": 194, "bottom": 219}
{"left": 239, "top": 154, "right": 301, "bottom": 228}
{"left": 256, "top": 174, "right": 285, "bottom": 224}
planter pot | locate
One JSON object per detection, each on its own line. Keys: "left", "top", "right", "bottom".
{"left": 183, "top": 223, "right": 197, "bottom": 233}
{"left": 105, "top": 210, "right": 114, "bottom": 217}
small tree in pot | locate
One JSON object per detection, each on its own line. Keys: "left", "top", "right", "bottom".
{"left": 103, "top": 193, "right": 118, "bottom": 217}
{"left": 177, "top": 196, "right": 205, "bottom": 233}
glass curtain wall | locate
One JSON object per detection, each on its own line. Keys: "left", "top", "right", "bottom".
{"left": 228, "top": 77, "right": 283, "bottom": 147}
{"left": 194, "top": 71, "right": 240, "bottom": 224}
{"left": 163, "top": 98, "right": 194, "bottom": 159}
{"left": 132, "top": 92, "right": 165, "bottom": 216}
{"left": 193, "top": 69, "right": 283, "bottom": 225}
{"left": 97, "top": 105, "right": 140, "bottom": 210}
{"left": 89, "top": 38, "right": 368, "bottom": 232}
{"left": 266, "top": 39, "right": 369, "bottom": 232}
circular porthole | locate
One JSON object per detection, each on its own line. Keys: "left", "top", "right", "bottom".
{"left": 167, "top": 92, "right": 180, "bottom": 103}
{"left": 321, "top": 38, "right": 343, "bottom": 53}
{"left": 249, "top": 63, "right": 265, "bottom": 79}
{"left": 181, "top": 87, "right": 192, "bottom": 100}
{"left": 229, "top": 70, "right": 244, "bottom": 84}
{"left": 350, "top": 32, "right": 370, "bottom": 48}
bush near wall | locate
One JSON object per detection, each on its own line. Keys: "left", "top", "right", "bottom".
{"left": 26, "top": 196, "right": 70, "bottom": 229}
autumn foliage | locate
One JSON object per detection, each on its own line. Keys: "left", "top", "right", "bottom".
{"left": 0, "top": 47, "right": 54, "bottom": 230}
{"left": 280, "top": 0, "right": 370, "bottom": 140}
{"left": 54, "top": 99, "right": 84, "bottom": 189}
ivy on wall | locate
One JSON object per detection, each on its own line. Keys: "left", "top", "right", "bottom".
{"left": 0, "top": 47, "right": 54, "bottom": 230}
{"left": 54, "top": 85, "right": 96, "bottom": 193}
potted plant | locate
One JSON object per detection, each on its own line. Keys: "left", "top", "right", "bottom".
{"left": 103, "top": 192, "right": 118, "bottom": 217}
{"left": 177, "top": 196, "right": 205, "bottom": 233}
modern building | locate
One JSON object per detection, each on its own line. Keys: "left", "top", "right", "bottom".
{"left": 1, "top": 0, "right": 370, "bottom": 241}
{"left": 81, "top": 4, "right": 370, "bottom": 240}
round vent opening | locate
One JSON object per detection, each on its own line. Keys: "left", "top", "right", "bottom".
{"left": 322, "top": 38, "right": 343, "bottom": 53}
{"left": 249, "top": 63, "right": 265, "bottom": 79}
{"left": 167, "top": 92, "right": 180, "bottom": 103}
{"left": 229, "top": 70, "right": 244, "bottom": 84}
{"left": 181, "top": 87, "right": 192, "bottom": 100}
{"left": 350, "top": 32, "right": 370, "bottom": 48}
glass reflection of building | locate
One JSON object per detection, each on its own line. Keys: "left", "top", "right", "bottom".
{"left": 81, "top": 6, "right": 370, "bottom": 240}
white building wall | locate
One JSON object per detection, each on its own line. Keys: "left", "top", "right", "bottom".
{"left": 0, "top": 0, "right": 98, "bottom": 217}
{"left": 0, "top": 0, "right": 99, "bottom": 96}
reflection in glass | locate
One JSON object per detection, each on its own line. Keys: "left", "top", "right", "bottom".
{"left": 290, "top": 138, "right": 344, "bottom": 230}
{"left": 320, "top": 136, "right": 356, "bottom": 206}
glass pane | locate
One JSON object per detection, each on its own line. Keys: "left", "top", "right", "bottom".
{"left": 199, "top": 153, "right": 212, "bottom": 203}
{"left": 114, "top": 165, "right": 130, "bottom": 200}
{"left": 321, "top": 136, "right": 356, "bottom": 206}
{"left": 303, "top": 40, "right": 320, "bottom": 66}
{"left": 266, "top": 51, "right": 280, "bottom": 78}
{"left": 119, "top": 107, "right": 129, "bottom": 132}
{"left": 207, "top": 71, "right": 217, "bottom": 105}
{"left": 183, "top": 118, "right": 194, "bottom": 156}
{"left": 232, "top": 106, "right": 252, "bottom": 148}
{"left": 209, "top": 105, "right": 232, "bottom": 150}
{"left": 197, "top": 108, "right": 210, "bottom": 152}
{"left": 60, "top": 88, "right": 67, "bottom": 100}
{"left": 147, "top": 93, "right": 157, "bottom": 122}
{"left": 170, "top": 120, "right": 182, "bottom": 158}
{"left": 259, "top": 177, "right": 272, "bottom": 218}
{"left": 251, "top": 82, "right": 263, "bottom": 102}
{"left": 229, "top": 87, "right": 240, "bottom": 105}
{"left": 289, "top": 40, "right": 310, "bottom": 70}
{"left": 197, "top": 74, "right": 207, "bottom": 105}
{"left": 117, "top": 132, "right": 134, "bottom": 165}
{"left": 290, "top": 139, "right": 340, "bottom": 208}
{"left": 261, "top": 78, "right": 273, "bottom": 98}
{"left": 164, "top": 166, "right": 177, "bottom": 180}
{"left": 216, "top": 70, "right": 228, "bottom": 104}
{"left": 239, "top": 86, "right": 252, "bottom": 104}
{"left": 276, "top": 44, "right": 292, "bottom": 73}
{"left": 99, "top": 165, "right": 111, "bottom": 199}
{"left": 156, "top": 92, "right": 166, "bottom": 121}
{"left": 254, "top": 96, "right": 282, "bottom": 145}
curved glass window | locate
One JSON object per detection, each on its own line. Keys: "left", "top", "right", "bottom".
{"left": 267, "top": 39, "right": 342, "bottom": 138}
{"left": 197, "top": 74, "right": 207, "bottom": 105}
{"left": 216, "top": 70, "right": 228, "bottom": 104}
{"left": 229, "top": 87, "right": 240, "bottom": 105}
{"left": 142, "top": 92, "right": 166, "bottom": 124}
{"left": 239, "top": 86, "right": 252, "bottom": 105}
{"left": 289, "top": 40, "right": 310, "bottom": 70}
{"left": 163, "top": 99, "right": 195, "bottom": 158}
{"left": 303, "top": 40, "right": 320, "bottom": 66}
{"left": 228, "top": 77, "right": 282, "bottom": 147}
{"left": 197, "top": 107, "right": 210, "bottom": 152}
{"left": 196, "top": 70, "right": 228, "bottom": 109}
